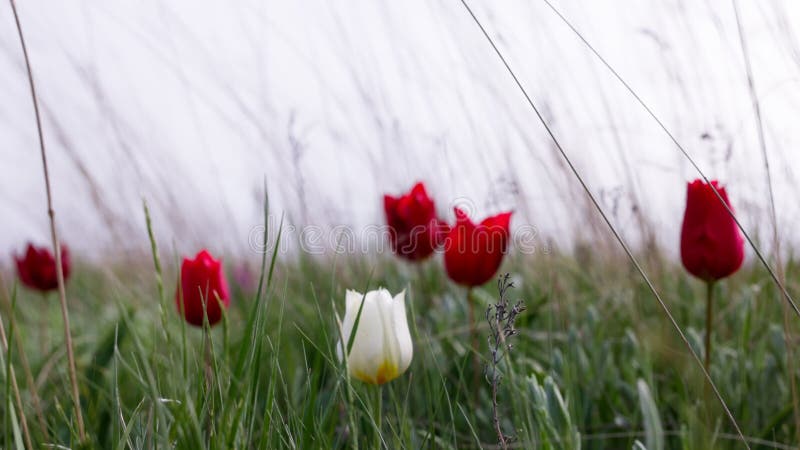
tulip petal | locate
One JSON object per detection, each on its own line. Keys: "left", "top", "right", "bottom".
{"left": 339, "top": 288, "right": 413, "bottom": 385}
{"left": 345, "top": 289, "right": 363, "bottom": 313}
{"left": 444, "top": 209, "right": 511, "bottom": 287}
{"left": 384, "top": 182, "right": 443, "bottom": 261}
{"left": 453, "top": 207, "right": 473, "bottom": 226}
{"left": 392, "top": 290, "right": 413, "bottom": 372}
{"left": 680, "top": 180, "right": 744, "bottom": 281}
{"left": 14, "top": 243, "right": 70, "bottom": 292}
{"left": 346, "top": 290, "right": 390, "bottom": 383}
{"left": 175, "top": 249, "right": 230, "bottom": 327}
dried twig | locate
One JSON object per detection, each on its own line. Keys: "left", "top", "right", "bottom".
{"left": 730, "top": 0, "right": 800, "bottom": 440}
{"left": 459, "top": 2, "right": 751, "bottom": 446}
{"left": 6, "top": 0, "right": 86, "bottom": 441}
{"left": 485, "top": 274, "right": 525, "bottom": 449}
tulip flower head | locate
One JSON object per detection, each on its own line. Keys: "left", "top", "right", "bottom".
{"left": 444, "top": 208, "right": 512, "bottom": 287}
{"left": 384, "top": 182, "right": 449, "bottom": 261}
{"left": 176, "top": 250, "right": 230, "bottom": 327}
{"left": 15, "top": 243, "right": 71, "bottom": 292}
{"left": 680, "top": 179, "right": 745, "bottom": 281}
{"left": 338, "top": 289, "right": 413, "bottom": 385}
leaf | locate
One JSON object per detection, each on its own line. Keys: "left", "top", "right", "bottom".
{"left": 637, "top": 379, "right": 664, "bottom": 450}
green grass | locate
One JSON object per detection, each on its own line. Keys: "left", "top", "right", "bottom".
{"left": 1, "top": 243, "right": 799, "bottom": 449}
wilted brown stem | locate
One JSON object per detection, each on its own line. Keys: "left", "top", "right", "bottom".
{"left": 730, "top": 0, "right": 800, "bottom": 439}
{"left": 7, "top": 0, "right": 85, "bottom": 441}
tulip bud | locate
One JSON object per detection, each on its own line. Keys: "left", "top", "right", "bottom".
{"left": 14, "top": 243, "right": 71, "bottom": 292}
{"left": 338, "top": 289, "right": 413, "bottom": 385}
{"left": 384, "top": 182, "right": 449, "bottom": 261}
{"left": 444, "top": 208, "right": 512, "bottom": 287}
{"left": 176, "top": 249, "right": 230, "bottom": 327}
{"left": 680, "top": 179, "right": 745, "bottom": 281}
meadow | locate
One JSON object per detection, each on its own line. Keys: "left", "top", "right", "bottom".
{"left": 3, "top": 1, "right": 800, "bottom": 449}
{"left": 1, "top": 206, "right": 799, "bottom": 449}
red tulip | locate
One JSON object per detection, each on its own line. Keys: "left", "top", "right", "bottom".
{"left": 384, "top": 182, "right": 449, "bottom": 261}
{"left": 444, "top": 208, "right": 512, "bottom": 287}
{"left": 14, "top": 243, "right": 70, "bottom": 292}
{"left": 680, "top": 179, "right": 744, "bottom": 281}
{"left": 176, "top": 250, "right": 230, "bottom": 327}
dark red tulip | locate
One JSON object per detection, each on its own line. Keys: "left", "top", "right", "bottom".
{"left": 680, "top": 179, "right": 744, "bottom": 282}
{"left": 444, "top": 208, "right": 512, "bottom": 287}
{"left": 176, "top": 250, "right": 230, "bottom": 327}
{"left": 14, "top": 243, "right": 70, "bottom": 292}
{"left": 384, "top": 182, "right": 449, "bottom": 261}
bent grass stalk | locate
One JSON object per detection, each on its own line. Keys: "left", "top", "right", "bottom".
{"left": 0, "top": 301, "right": 33, "bottom": 450}
{"left": 139, "top": 200, "right": 175, "bottom": 443}
{"left": 538, "top": 0, "right": 800, "bottom": 322}
{"left": 730, "top": 0, "right": 800, "bottom": 439}
{"left": 2, "top": 317, "right": 25, "bottom": 450}
{"left": 457, "top": 1, "right": 751, "bottom": 446}
{"left": 336, "top": 267, "right": 377, "bottom": 448}
{"left": 0, "top": 274, "right": 47, "bottom": 441}
{"left": 328, "top": 231, "right": 360, "bottom": 448}
{"left": 342, "top": 279, "right": 374, "bottom": 448}
{"left": 6, "top": 0, "right": 85, "bottom": 441}
{"left": 143, "top": 200, "right": 168, "bottom": 320}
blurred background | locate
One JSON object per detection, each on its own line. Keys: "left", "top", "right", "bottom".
{"left": 2, "top": 0, "right": 799, "bottom": 262}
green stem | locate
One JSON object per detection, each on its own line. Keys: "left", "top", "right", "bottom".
{"left": 704, "top": 281, "right": 715, "bottom": 372}
{"left": 467, "top": 288, "right": 481, "bottom": 405}
{"left": 374, "top": 387, "right": 383, "bottom": 449}
{"left": 339, "top": 320, "right": 358, "bottom": 449}
{"left": 39, "top": 292, "right": 47, "bottom": 355}
{"left": 203, "top": 326, "right": 212, "bottom": 394}
{"left": 203, "top": 324, "right": 214, "bottom": 445}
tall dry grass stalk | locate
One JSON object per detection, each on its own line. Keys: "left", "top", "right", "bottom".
{"left": 731, "top": 0, "right": 800, "bottom": 439}
{"left": 7, "top": 0, "right": 86, "bottom": 442}
{"left": 538, "top": 0, "right": 800, "bottom": 323}
{"left": 458, "top": 1, "right": 751, "bottom": 447}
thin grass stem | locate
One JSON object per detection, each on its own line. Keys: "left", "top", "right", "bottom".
{"left": 730, "top": 0, "right": 800, "bottom": 439}
{"left": 0, "top": 301, "right": 33, "bottom": 450}
{"left": 0, "top": 275, "right": 47, "bottom": 440}
{"left": 538, "top": 0, "right": 800, "bottom": 321}
{"left": 705, "top": 281, "right": 715, "bottom": 373}
{"left": 6, "top": 0, "right": 85, "bottom": 440}
{"left": 457, "top": 1, "right": 750, "bottom": 446}
{"left": 467, "top": 287, "right": 480, "bottom": 400}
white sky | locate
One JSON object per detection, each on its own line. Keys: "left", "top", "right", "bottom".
{"left": 1, "top": 0, "right": 799, "bottom": 263}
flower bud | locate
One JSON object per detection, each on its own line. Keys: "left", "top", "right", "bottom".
{"left": 176, "top": 249, "right": 230, "bottom": 327}
{"left": 338, "top": 289, "right": 413, "bottom": 385}
{"left": 15, "top": 243, "right": 71, "bottom": 292}
{"left": 680, "top": 180, "right": 744, "bottom": 281}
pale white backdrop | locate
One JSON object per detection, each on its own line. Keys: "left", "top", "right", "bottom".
{"left": 2, "top": 1, "right": 799, "bottom": 263}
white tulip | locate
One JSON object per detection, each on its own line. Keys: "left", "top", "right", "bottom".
{"left": 337, "top": 288, "right": 413, "bottom": 385}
